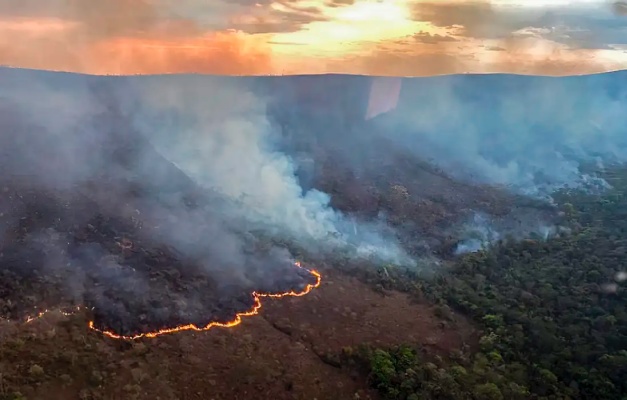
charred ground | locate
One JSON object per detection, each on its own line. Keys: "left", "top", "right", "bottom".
{"left": 0, "top": 98, "right": 317, "bottom": 338}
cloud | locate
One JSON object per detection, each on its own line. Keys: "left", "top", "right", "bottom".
{"left": 411, "top": 1, "right": 505, "bottom": 37}
{"left": 0, "top": 0, "right": 336, "bottom": 74}
{"left": 325, "top": 0, "right": 355, "bottom": 6}
{"left": 413, "top": 31, "right": 459, "bottom": 45}
{"left": 613, "top": 1, "right": 627, "bottom": 15}
{"left": 406, "top": 0, "right": 627, "bottom": 72}
{"left": 325, "top": 34, "right": 624, "bottom": 77}
{"left": 0, "top": 23, "right": 273, "bottom": 75}
{"left": 0, "top": 0, "right": 329, "bottom": 36}
{"left": 0, "top": 0, "right": 170, "bottom": 37}
{"left": 335, "top": 48, "right": 466, "bottom": 76}
{"left": 409, "top": 1, "right": 556, "bottom": 40}
{"left": 411, "top": 1, "right": 627, "bottom": 48}
{"left": 0, "top": 0, "right": 625, "bottom": 75}
{"left": 228, "top": 1, "right": 330, "bottom": 34}
{"left": 0, "top": 0, "right": 276, "bottom": 74}
{"left": 484, "top": 45, "right": 506, "bottom": 51}
{"left": 88, "top": 33, "right": 273, "bottom": 75}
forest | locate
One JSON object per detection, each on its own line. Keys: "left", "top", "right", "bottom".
{"left": 346, "top": 166, "right": 627, "bottom": 400}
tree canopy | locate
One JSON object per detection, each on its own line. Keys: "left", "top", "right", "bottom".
{"left": 348, "top": 166, "right": 627, "bottom": 400}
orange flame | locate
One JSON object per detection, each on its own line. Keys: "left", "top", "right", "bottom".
{"left": 23, "top": 305, "right": 83, "bottom": 324}
{"left": 13, "top": 263, "right": 321, "bottom": 340}
{"left": 87, "top": 262, "right": 321, "bottom": 340}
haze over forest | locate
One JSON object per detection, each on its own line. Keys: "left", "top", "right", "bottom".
{"left": 2, "top": 66, "right": 626, "bottom": 266}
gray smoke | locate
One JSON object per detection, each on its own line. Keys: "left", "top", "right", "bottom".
{"left": 453, "top": 212, "right": 558, "bottom": 255}
{"left": 0, "top": 68, "right": 414, "bottom": 276}
{"left": 123, "top": 74, "right": 414, "bottom": 266}
{"left": 370, "top": 73, "right": 627, "bottom": 199}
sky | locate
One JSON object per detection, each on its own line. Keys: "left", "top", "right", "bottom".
{"left": 0, "top": 0, "right": 625, "bottom": 76}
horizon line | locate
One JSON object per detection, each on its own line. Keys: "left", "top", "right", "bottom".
{"left": 1, "top": 65, "right": 626, "bottom": 79}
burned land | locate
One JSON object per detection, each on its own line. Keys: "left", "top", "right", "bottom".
{"left": 0, "top": 124, "right": 479, "bottom": 398}
{"left": 0, "top": 69, "right": 626, "bottom": 400}
{"left": 0, "top": 95, "right": 321, "bottom": 338}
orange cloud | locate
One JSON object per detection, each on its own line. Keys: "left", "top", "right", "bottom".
{"left": 87, "top": 33, "right": 273, "bottom": 75}
{"left": 0, "top": 17, "right": 78, "bottom": 35}
{"left": 0, "top": 0, "right": 276, "bottom": 74}
{"left": 315, "top": 36, "right": 625, "bottom": 77}
{"left": 0, "top": 0, "right": 625, "bottom": 76}
{"left": 0, "top": 1, "right": 273, "bottom": 76}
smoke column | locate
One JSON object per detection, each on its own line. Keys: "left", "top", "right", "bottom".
{"left": 123, "top": 74, "right": 414, "bottom": 266}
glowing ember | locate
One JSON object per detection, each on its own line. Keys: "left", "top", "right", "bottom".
{"left": 24, "top": 306, "right": 83, "bottom": 324}
{"left": 12, "top": 262, "right": 321, "bottom": 341}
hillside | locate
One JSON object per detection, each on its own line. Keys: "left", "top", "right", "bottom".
{"left": 0, "top": 67, "right": 626, "bottom": 399}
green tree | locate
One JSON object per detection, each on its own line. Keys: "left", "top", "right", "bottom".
{"left": 472, "top": 382, "right": 503, "bottom": 400}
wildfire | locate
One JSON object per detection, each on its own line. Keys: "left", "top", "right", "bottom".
{"left": 24, "top": 306, "right": 83, "bottom": 324}
{"left": 12, "top": 262, "right": 321, "bottom": 341}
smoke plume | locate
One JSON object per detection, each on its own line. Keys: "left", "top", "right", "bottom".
{"left": 0, "top": 67, "right": 413, "bottom": 275}
{"left": 123, "top": 74, "right": 413, "bottom": 266}
{"left": 368, "top": 73, "right": 627, "bottom": 199}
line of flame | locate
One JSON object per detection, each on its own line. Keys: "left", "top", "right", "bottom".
{"left": 13, "top": 262, "right": 322, "bottom": 341}
{"left": 89, "top": 264, "right": 321, "bottom": 340}
{"left": 22, "top": 305, "right": 83, "bottom": 324}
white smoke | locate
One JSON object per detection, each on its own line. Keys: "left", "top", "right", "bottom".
{"left": 454, "top": 211, "right": 558, "bottom": 255}
{"left": 126, "top": 75, "right": 414, "bottom": 266}
{"left": 370, "top": 73, "right": 627, "bottom": 199}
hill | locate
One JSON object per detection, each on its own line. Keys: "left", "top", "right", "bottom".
{"left": 0, "top": 67, "right": 626, "bottom": 399}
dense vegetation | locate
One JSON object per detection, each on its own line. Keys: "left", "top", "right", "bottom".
{"left": 350, "top": 167, "right": 627, "bottom": 400}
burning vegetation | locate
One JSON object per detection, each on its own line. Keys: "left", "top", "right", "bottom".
{"left": 88, "top": 264, "right": 321, "bottom": 340}
{"left": 13, "top": 263, "right": 321, "bottom": 341}
{"left": 0, "top": 77, "right": 328, "bottom": 341}
{"left": 0, "top": 171, "right": 322, "bottom": 339}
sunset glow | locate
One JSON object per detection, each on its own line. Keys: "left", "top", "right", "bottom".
{"left": 0, "top": 0, "right": 624, "bottom": 75}
{"left": 269, "top": 0, "right": 422, "bottom": 56}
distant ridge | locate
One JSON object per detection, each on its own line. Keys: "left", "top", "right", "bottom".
{"left": 0, "top": 65, "right": 626, "bottom": 79}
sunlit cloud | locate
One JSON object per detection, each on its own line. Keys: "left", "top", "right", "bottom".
{"left": 0, "top": 17, "right": 78, "bottom": 34}
{"left": 0, "top": 0, "right": 624, "bottom": 75}
{"left": 269, "top": 0, "right": 430, "bottom": 55}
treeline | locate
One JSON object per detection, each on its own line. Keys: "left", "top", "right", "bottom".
{"left": 349, "top": 167, "right": 627, "bottom": 399}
